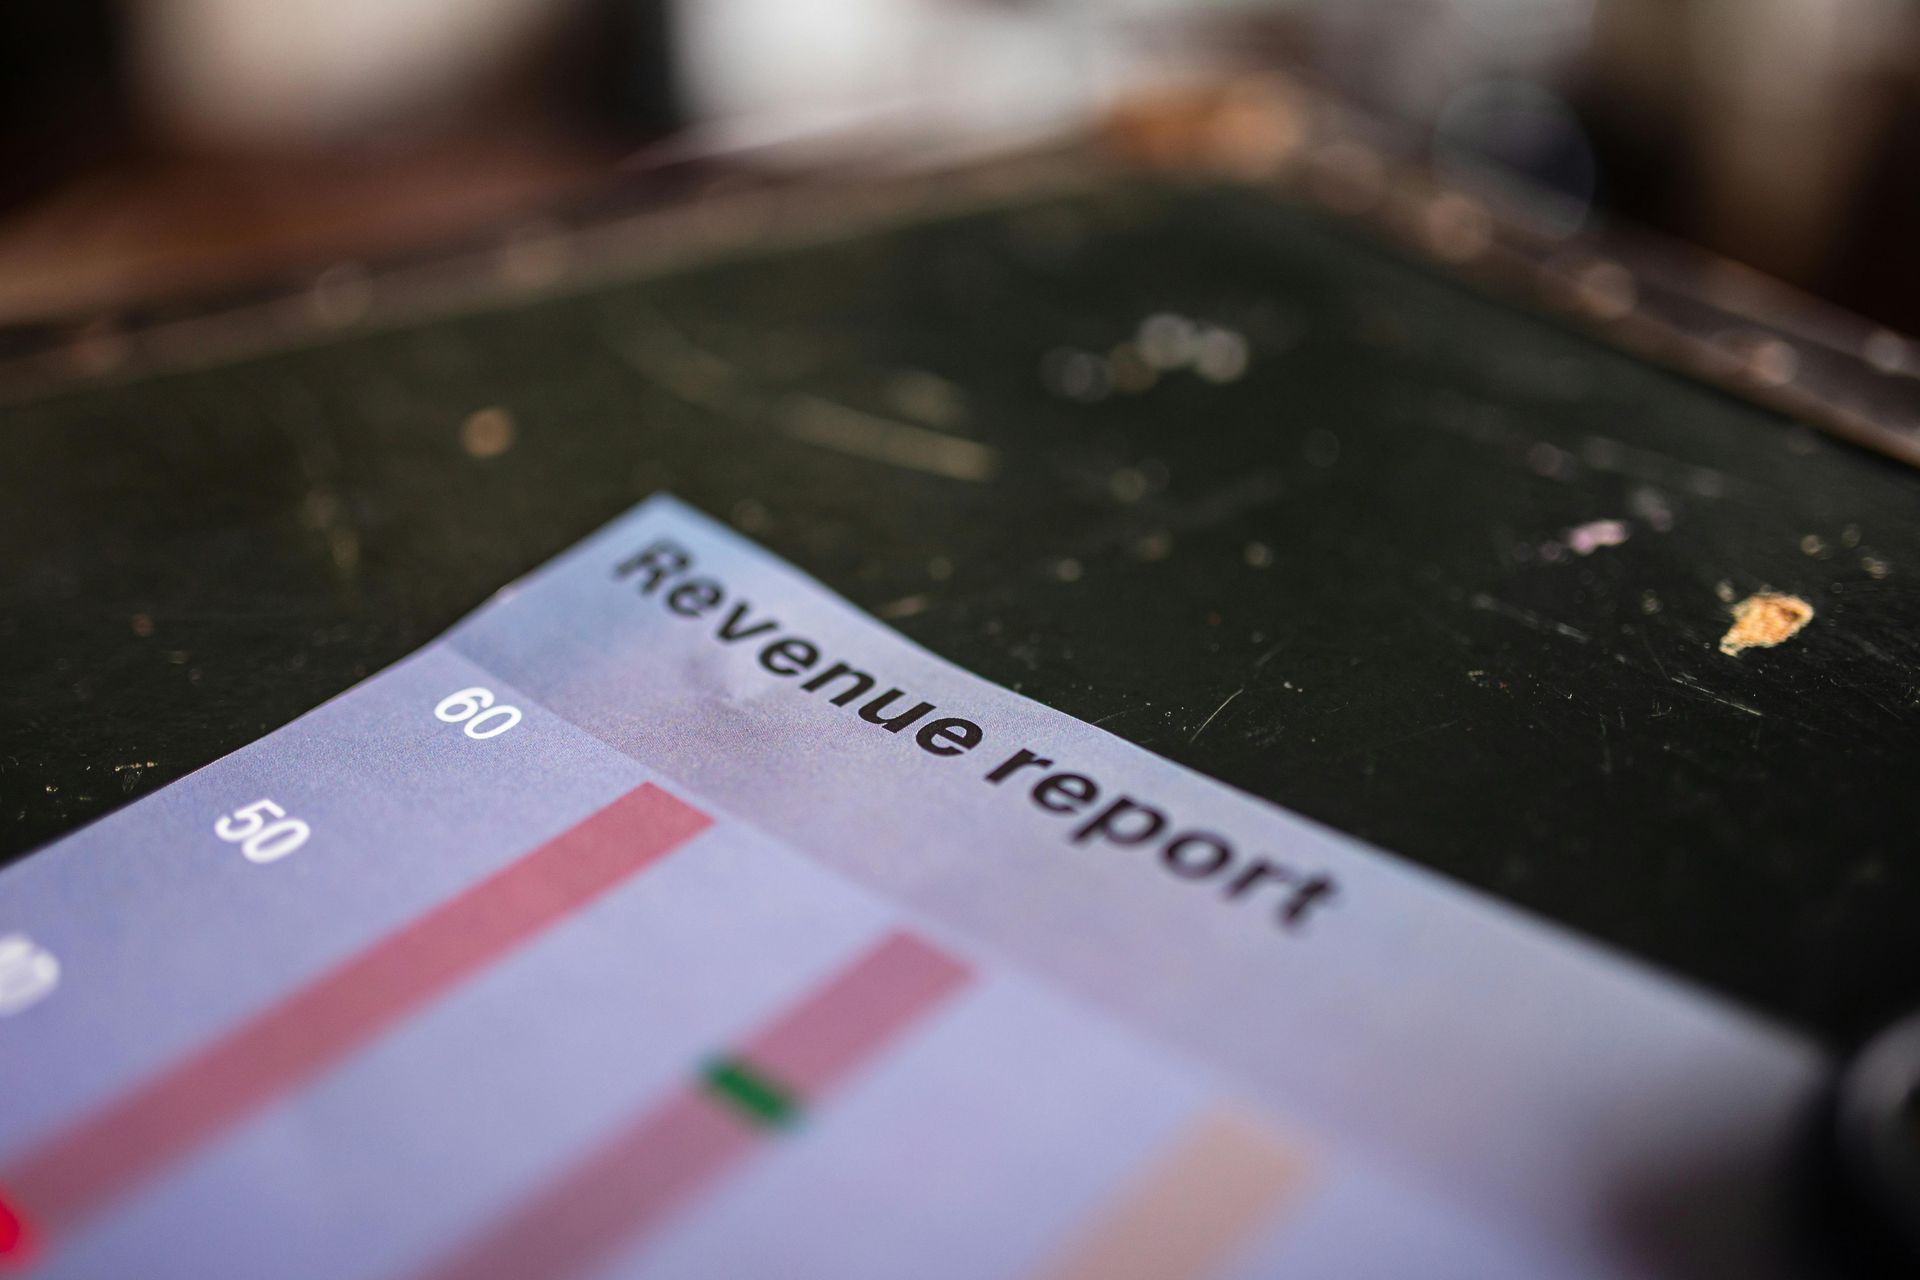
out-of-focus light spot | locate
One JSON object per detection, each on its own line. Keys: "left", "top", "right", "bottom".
{"left": 1203, "top": 78, "right": 1307, "bottom": 180}
{"left": 1527, "top": 441, "right": 1574, "bottom": 478}
{"left": 0, "top": 933, "right": 60, "bottom": 1016}
{"left": 1109, "top": 467, "right": 1150, "bottom": 504}
{"left": 460, "top": 407, "right": 516, "bottom": 458}
{"left": 1421, "top": 192, "right": 1493, "bottom": 262}
{"left": 1571, "top": 260, "right": 1636, "bottom": 321}
{"left": 731, "top": 498, "right": 771, "bottom": 533}
{"left": 1736, "top": 336, "right": 1798, "bottom": 388}
{"left": 1192, "top": 328, "right": 1249, "bottom": 383}
{"left": 1042, "top": 348, "right": 1110, "bottom": 402}
{"left": 1137, "top": 313, "right": 1198, "bottom": 369}
{"left": 309, "top": 263, "right": 373, "bottom": 327}
{"left": 886, "top": 370, "right": 967, "bottom": 428}
{"left": 1134, "top": 531, "right": 1173, "bottom": 562}
{"left": 1864, "top": 330, "right": 1912, "bottom": 375}
{"left": 498, "top": 221, "right": 571, "bottom": 289}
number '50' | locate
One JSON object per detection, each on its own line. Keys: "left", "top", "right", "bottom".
{"left": 434, "top": 687, "right": 523, "bottom": 739}
{"left": 215, "top": 799, "right": 310, "bottom": 863}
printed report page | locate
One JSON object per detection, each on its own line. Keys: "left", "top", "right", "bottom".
{"left": 0, "top": 495, "right": 1824, "bottom": 1279}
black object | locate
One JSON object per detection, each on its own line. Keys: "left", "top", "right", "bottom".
{"left": 2, "top": 172, "right": 1916, "bottom": 1049}
{"left": 1833, "top": 1012, "right": 1920, "bottom": 1267}
{"left": 0, "top": 3, "right": 133, "bottom": 209}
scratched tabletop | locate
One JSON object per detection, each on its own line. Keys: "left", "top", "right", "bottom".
{"left": 2, "top": 174, "right": 1915, "bottom": 1045}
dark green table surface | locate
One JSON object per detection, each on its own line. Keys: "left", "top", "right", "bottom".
{"left": 4, "top": 176, "right": 1915, "bottom": 1045}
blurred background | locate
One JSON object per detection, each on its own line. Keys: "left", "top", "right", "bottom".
{"left": 3, "top": 0, "right": 1919, "bottom": 333}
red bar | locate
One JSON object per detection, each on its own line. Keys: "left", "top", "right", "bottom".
{"left": 0, "top": 783, "right": 711, "bottom": 1245}
{"left": 412, "top": 1091, "right": 757, "bottom": 1280}
{"left": 740, "top": 932, "right": 971, "bottom": 1094}
{"left": 411, "top": 930, "right": 971, "bottom": 1280}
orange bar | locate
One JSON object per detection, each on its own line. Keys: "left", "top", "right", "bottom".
{"left": 1032, "top": 1107, "right": 1307, "bottom": 1280}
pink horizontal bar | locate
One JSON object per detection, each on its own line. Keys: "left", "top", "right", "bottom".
{"left": 742, "top": 931, "right": 971, "bottom": 1094}
{"left": 408, "top": 930, "right": 971, "bottom": 1280}
{"left": 1, "top": 783, "right": 711, "bottom": 1244}
{"left": 412, "top": 1091, "right": 757, "bottom": 1280}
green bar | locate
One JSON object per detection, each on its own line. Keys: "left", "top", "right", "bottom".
{"left": 701, "top": 1056, "right": 801, "bottom": 1130}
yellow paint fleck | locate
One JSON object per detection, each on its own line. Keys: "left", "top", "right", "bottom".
{"left": 1718, "top": 592, "right": 1814, "bottom": 657}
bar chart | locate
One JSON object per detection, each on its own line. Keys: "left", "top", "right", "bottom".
{"left": 0, "top": 731, "right": 1310, "bottom": 1280}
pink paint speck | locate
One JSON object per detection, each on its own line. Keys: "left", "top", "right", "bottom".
{"left": 1566, "top": 519, "right": 1630, "bottom": 556}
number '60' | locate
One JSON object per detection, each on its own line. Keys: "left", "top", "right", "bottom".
{"left": 434, "top": 686, "right": 523, "bottom": 740}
